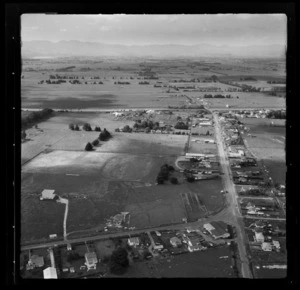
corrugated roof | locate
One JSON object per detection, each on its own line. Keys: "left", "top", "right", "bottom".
{"left": 41, "top": 189, "right": 55, "bottom": 199}
{"left": 43, "top": 267, "right": 58, "bottom": 279}
{"left": 85, "top": 252, "right": 98, "bottom": 265}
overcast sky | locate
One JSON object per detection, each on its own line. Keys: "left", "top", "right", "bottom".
{"left": 22, "top": 14, "right": 287, "bottom": 47}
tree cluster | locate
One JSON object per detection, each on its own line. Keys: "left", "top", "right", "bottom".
{"left": 133, "top": 120, "right": 158, "bottom": 130}
{"left": 266, "top": 110, "right": 286, "bottom": 119}
{"left": 203, "top": 94, "right": 232, "bottom": 99}
{"left": 109, "top": 248, "right": 129, "bottom": 275}
{"left": 99, "top": 128, "right": 112, "bottom": 141}
{"left": 156, "top": 164, "right": 175, "bottom": 185}
{"left": 83, "top": 123, "right": 92, "bottom": 131}
{"left": 22, "top": 108, "right": 54, "bottom": 129}
{"left": 174, "top": 121, "right": 189, "bottom": 130}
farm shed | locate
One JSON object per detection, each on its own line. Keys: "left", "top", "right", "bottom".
{"left": 43, "top": 267, "right": 58, "bottom": 279}
{"left": 40, "top": 189, "right": 56, "bottom": 200}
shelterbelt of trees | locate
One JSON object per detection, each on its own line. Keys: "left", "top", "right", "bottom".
{"left": 22, "top": 108, "right": 54, "bottom": 129}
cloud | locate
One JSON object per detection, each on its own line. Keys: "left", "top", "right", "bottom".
{"left": 60, "top": 28, "right": 67, "bottom": 32}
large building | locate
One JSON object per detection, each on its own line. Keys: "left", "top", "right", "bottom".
{"left": 43, "top": 267, "right": 58, "bottom": 279}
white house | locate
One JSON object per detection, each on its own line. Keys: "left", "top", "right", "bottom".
{"left": 254, "top": 232, "right": 265, "bottom": 243}
{"left": 84, "top": 252, "right": 98, "bottom": 271}
{"left": 261, "top": 242, "right": 272, "bottom": 252}
{"left": 128, "top": 237, "right": 140, "bottom": 247}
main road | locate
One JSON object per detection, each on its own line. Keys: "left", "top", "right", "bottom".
{"left": 213, "top": 111, "right": 253, "bottom": 279}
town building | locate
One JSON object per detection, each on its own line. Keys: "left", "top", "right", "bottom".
{"left": 43, "top": 267, "right": 58, "bottom": 279}
{"left": 84, "top": 252, "right": 98, "bottom": 270}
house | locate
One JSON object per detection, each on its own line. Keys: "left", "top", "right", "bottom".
{"left": 254, "top": 232, "right": 265, "bottom": 243}
{"left": 261, "top": 242, "right": 272, "bottom": 252}
{"left": 43, "top": 267, "right": 58, "bottom": 279}
{"left": 28, "top": 255, "right": 44, "bottom": 268}
{"left": 170, "top": 237, "right": 182, "bottom": 247}
{"left": 40, "top": 189, "right": 56, "bottom": 200}
{"left": 128, "top": 237, "right": 140, "bottom": 247}
{"left": 153, "top": 243, "right": 164, "bottom": 250}
{"left": 203, "top": 222, "right": 230, "bottom": 239}
{"left": 209, "top": 221, "right": 230, "bottom": 239}
{"left": 187, "top": 237, "right": 202, "bottom": 252}
{"left": 84, "top": 252, "right": 98, "bottom": 270}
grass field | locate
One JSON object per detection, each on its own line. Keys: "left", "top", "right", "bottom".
{"left": 242, "top": 118, "right": 286, "bottom": 185}
{"left": 22, "top": 57, "right": 286, "bottom": 110}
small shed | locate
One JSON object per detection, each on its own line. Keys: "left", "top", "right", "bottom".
{"left": 43, "top": 267, "right": 58, "bottom": 279}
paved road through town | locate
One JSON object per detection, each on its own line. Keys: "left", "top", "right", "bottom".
{"left": 213, "top": 112, "right": 253, "bottom": 279}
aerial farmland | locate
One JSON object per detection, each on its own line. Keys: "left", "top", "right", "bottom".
{"left": 19, "top": 13, "right": 288, "bottom": 280}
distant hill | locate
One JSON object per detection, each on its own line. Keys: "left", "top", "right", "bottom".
{"left": 22, "top": 40, "right": 286, "bottom": 59}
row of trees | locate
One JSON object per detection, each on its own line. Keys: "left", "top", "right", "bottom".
{"left": 85, "top": 128, "right": 112, "bottom": 151}
{"left": 69, "top": 123, "right": 101, "bottom": 131}
{"left": 203, "top": 94, "right": 232, "bottom": 99}
{"left": 266, "top": 110, "right": 286, "bottom": 119}
{"left": 114, "top": 81, "right": 131, "bottom": 85}
{"left": 22, "top": 108, "right": 54, "bottom": 129}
